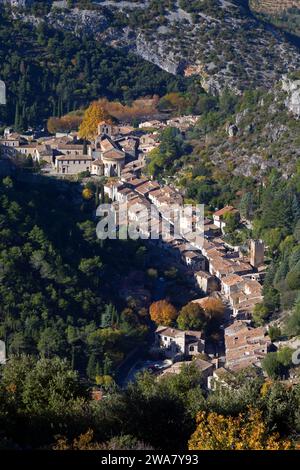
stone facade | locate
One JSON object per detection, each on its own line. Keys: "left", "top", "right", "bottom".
{"left": 55, "top": 155, "right": 93, "bottom": 175}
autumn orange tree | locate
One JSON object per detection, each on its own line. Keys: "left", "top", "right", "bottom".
{"left": 79, "top": 102, "right": 112, "bottom": 140}
{"left": 188, "top": 408, "right": 292, "bottom": 450}
{"left": 149, "top": 300, "right": 178, "bottom": 326}
{"left": 201, "top": 297, "right": 225, "bottom": 321}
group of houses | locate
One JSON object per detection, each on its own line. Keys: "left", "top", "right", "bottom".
{"left": 0, "top": 115, "right": 200, "bottom": 177}
{"left": 0, "top": 124, "right": 135, "bottom": 177}
{"left": 0, "top": 117, "right": 272, "bottom": 385}
{"left": 100, "top": 169, "right": 271, "bottom": 383}
{"left": 0, "top": 121, "right": 162, "bottom": 177}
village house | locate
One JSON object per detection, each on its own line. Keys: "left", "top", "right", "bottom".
{"left": 203, "top": 218, "right": 221, "bottom": 239}
{"left": 103, "top": 179, "right": 124, "bottom": 201}
{"left": 13, "top": 142, "right": 38, "bottom": 158}
{"left": 213, "top": 206, "right": 239, "bottom": 232}
{"left": 166, "top": 115, "right": 200, "bottom": 131}
{"left": 201, "top": 239, "right": 227, "bottom": 259}
{"left": 126, "top": 176, "right": 149, "bottom": 190}
{"left": 148, "top": 187, "right": 183, "bottom": 210}
{"left": 224, "top": 321, "right": 272, "bottom": 371}
{"left": 195, "top": 271, "right": 220, "bottom": 294}
{"left": 155, "top": 326, "right": 205, "bottom": 361}
{"left": 207, "top": 367, "right": 233, "bottom": 391}
{"left": 179, "top": 248, "right": 206, "bottom": 271}
{"left": 222, "top": 274, "right": 244, "bottom": 297}
{"left": 57, "top": 143, "right": 85, "bottom": 156}
{"left": 115, "top": 135, "right": 139, "bottom": 159}
{"left": 230, "top": 279, "right": 263, "bottom": 319}
{"left": 91, "top": 159, "right": 104, "bottom": 176}
{"left": 127, "top": 195, "right": 151, "bottom": 223}
{"left": 135, "top": 180, "right": 161, "bottom": 197}
{"left": 121, "top": 170, "right": 138, "bottom": 182}
{"left": 35, "top": 144, "right": 54, "bottom": 165}
{"left": 55, "top": 154, "right": 93, "bottom": 175}
{"left": 122, "top": 159, "right": 145, "bottom": 177}
{"left": 139, "top": 133, "right": 160, "bottom": 153}
{"left": 159, "top": 357, "right": 215, "bottom": 388}
{"left": 115, "top": 186, "right": 138, "bottom": 204}
{"left": 139, "top": 120, "right": 165, "bottom": 130}
{"left": 0, "top": 133, "right": 27, "bottom": 157}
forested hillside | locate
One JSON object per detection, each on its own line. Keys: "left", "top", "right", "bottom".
{"left": 0, "top": 355, "right": 299, "bottom": 449}
{"left": 0, "top": 5, "right": 187, "bottom": 129}
{"left": 14, "top": 0, "right": 300, "bottom": 95}
{"left": 250, "top": 0, "right": 300, "bottom": 37}
{"left": 0, "top": 176, "right": 150, "bottom": 379}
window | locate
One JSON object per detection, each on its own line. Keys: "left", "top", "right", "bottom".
{"left": 190, "top": 346, "right": 194, "bottom": 352}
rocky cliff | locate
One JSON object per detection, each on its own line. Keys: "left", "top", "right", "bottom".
{"left": 8, "top": 0, "right": 300, "bottom": 95}
{"left": 282, "top": 73, "right": 300, "bottom": 118}
{"left": 183, "top": 72, "right": 300, "bottom": 180}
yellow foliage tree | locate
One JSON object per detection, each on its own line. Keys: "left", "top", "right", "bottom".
{"left": 82, "top": 188, "right": 94, "bottom": 200}
{"left": 188, "top": 409, "right": 292, "bottom": 450}
{"left": 79, "top": 102, "right": 112, "bottom": 140}
{"left": 95, "top": 375, "right": 115, "bottom": 389}
{"left": 54, "top": 429, "right": 102, "bottom": 450}
{"left": 149, "top": 300, "right": 178, "bottom": 326}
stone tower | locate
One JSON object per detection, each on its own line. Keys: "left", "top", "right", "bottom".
{"left": 250, "top": 239, "right": 264, "bottom": 268}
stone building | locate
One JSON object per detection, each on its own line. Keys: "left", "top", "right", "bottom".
{"left": 155, "top": 326, "right": 205, "bottom": 361}
{"left": 250, "top": 239, "right": 264, "bottom": 268}
{"left": 55, "top": 154, "right": 93, "bottom": 175}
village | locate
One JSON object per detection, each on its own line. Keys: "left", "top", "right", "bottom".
{"left": 0, "top": 116, "right": 278, "bottom": 389}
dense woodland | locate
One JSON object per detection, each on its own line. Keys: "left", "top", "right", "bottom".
{"left": 0, "top": 176, "right": 151, "bottom": 380}
{"left": 0, "top": 355, "right": 299, "bottom": 449}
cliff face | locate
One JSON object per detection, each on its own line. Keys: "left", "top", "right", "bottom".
{"left": 282, "top": 74, "right": 300, "bottom": 118}
{"left": 5, "top": 0, "right": 300, "bottom": 95}
{"left": 184, "top": 73, "right": 300, "bottom": 180}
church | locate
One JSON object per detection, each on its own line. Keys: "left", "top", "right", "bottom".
{"left": 91, "top": 121, "right": 139, "bottom": 177}
{"left": 55, "top": 121, "right": 137, "bottom": 177}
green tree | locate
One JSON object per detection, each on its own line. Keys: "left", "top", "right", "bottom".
{"left": 177, "top": 302, "right": 207, "bottom": 331}
{"left": 37, "top": 327, "right": 65, "bottom": 357}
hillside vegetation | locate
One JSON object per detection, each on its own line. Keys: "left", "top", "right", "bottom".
{"left": 250, "top": 0, "right": 300, "bottom": 37}
{"left": 0, "top": 5, "right": 187, "bottom": 128}
{"left": 15, "top": 0, "right": 300, "bottom": 95}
